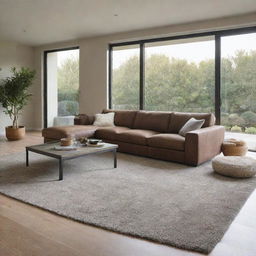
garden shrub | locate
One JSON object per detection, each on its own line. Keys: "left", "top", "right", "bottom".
{"left": 230, "top": 125, "right": 242, "bottom": 132}
{"left": 228, "top": 114, "right": 245, "bottom": 127}
{"left": 241, "top": 111, "right": 256, "bottom": 127}
{"left": 224, "top": 126, "right": 231, "bottom": 131}
{"left": 245, "top": 127, "right": 256, "bottom": 134}
{"left": 58, "top": 100, "right": 79, "bottom": 116}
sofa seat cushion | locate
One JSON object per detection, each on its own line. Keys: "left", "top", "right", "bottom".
{"left": 116, "top": 129, "right": 159, "bottom": 145}
{"left": 95, "top": 126, "right": 130, "bottom": 140}
{"left": 147, "top": 133, "right": 185, "bottom": 151}
{"left": 42, "top": 125, "right": 97, "bottom": 140}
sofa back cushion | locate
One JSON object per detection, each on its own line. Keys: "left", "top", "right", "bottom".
{"left": 168, "top": 112, "right": 216, "bottom": 133}
{"left": 133, "top": 111, "right": 171, "bottom": 132}
{"left": 93, "top": 112, "right": 115, "bottom": 127}
{"left": 102, "top": 109, "right": 138, "bottom": 128}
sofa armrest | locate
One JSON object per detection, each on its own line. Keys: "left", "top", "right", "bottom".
{"left": 74, "top": 114, "right": 95, "bottom": 125}
{"left": 185, "top": 125, "right": 225, "bottom": 166}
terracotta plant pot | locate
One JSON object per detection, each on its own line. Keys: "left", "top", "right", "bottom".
{"left": 5, "top": 126, "right": 25, "bottom": 141}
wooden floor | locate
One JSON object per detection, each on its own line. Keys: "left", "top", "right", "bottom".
{"left": 0, "top": 132, "right": 197, "bottom": 256}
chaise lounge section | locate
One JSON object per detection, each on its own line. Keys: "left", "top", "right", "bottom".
{"left": 42, "top": 109, "right": 225, "bottom": 166}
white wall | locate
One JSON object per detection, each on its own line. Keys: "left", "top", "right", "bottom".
{"left": 33, "top": 13, "right": 256, "bottom": 129}
{"left": 0, "top": 41, "right": 35, "bottom": 134}
{"left": 46, "top": 52, "right": 58, "bottom": 127}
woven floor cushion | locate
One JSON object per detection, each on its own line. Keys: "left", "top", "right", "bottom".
{"left": 221, "top": 139, "right": 248, "bottom": 156}
{"left": 212, "top": 156, "right": 256, "bottom": 178}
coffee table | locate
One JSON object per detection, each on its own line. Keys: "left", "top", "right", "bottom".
{"left": 26, "top": 142, "right": 118, "bottom": 180}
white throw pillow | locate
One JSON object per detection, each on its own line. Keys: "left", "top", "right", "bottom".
{"left": 93, "top": 112, "right": 115, "bottom": 127}
{"left": 179, "top": 117, "right": 205, "bottom": 137}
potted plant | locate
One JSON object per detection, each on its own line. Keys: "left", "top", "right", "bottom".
{"left": 0, "top": 67, "right": 36, "bottom": 140}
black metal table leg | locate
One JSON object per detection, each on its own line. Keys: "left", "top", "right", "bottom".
{"left": 59, "top": 158, "right": 63, "bottom": 180}
{"left": 26, "top": 148, "right": 29, "bottom": 166}
{"left": 113, "top": 149, "right": 117, "bottom": 168}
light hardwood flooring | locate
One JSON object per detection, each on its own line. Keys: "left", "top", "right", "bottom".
{"left": 0, "top": 132, "right": 199, "bottom": 256}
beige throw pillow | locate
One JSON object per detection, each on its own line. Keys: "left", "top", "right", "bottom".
{"left": 179, "top": 117, "right": 205, "bottom": 137}
{"left": 93, "top": 112, "right": 115, "bottom": 127}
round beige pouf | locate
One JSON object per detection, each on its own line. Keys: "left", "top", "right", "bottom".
{"left": 221, "top": 139, "right": 248, "bottom": 156}
{"left": 212, "top": 156, "right": 256, "bottom": 178}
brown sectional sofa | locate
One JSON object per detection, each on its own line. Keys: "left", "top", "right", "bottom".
{"left": 42, "top": 109, "right": 225, "bottom": 166}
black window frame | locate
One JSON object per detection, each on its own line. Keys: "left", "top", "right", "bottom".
{"left": 108, "top": 26, "right": 256, "bottom": 125}
{"left": 43, "top": 46, "right": 79, "bottom": 128}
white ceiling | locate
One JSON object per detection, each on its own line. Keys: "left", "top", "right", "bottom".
{"left": 0, "top": 0, "right": 256, "bottom": 46}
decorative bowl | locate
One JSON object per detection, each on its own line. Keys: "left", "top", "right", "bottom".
{"left": 88, "top": 139, "right": 102, "bottom": 145}
{"left": 60, "top": 138, "right": 72, "bottom": 146}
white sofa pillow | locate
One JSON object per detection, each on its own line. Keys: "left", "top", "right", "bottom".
{"left": 179, "top": 117, "right": 205, "bottom": 137}
{"left": 93, "top": 112, "right": 115, "bottom": 127}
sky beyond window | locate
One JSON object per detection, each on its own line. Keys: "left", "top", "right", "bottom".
{"left": 57, "top": 49, "right": 79, "bottom": 68}
{"left": 113, "top": 33, "right": 256, "bottom": 69}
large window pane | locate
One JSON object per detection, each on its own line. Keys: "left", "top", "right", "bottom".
{"left": 145, "top": 36, "right": 215, "bottom": 112}
{"left": 221, "top": 33, "right": 256, "bottom": 150}
{"left": 112, "top": 45, "right": 139, "bottom": 110}
{"left": 57, "top": 50, "right": 79, "bottom": 117}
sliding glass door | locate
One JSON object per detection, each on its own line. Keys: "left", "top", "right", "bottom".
{"left": 221, "top": 33, "right": 256, "bottom": 150}
{"left": 108, "top": 27, "right": 256, "bottom": 150}
{"left": 45, "top": 47, "right": 79, "bottom": 127}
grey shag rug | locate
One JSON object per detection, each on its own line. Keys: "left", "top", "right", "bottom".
{"left": 0, "top": 152, "right": 255, "bottom": 254}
